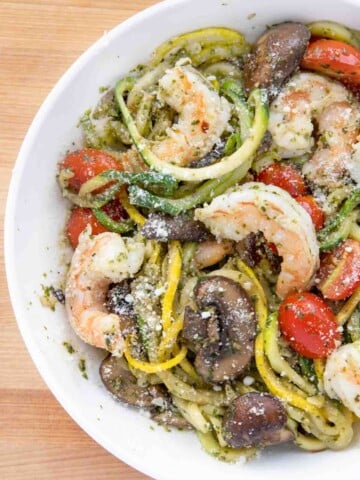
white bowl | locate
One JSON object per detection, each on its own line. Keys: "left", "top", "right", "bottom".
{"left": 5, "top": 0, "right": 360, "bottom": 478}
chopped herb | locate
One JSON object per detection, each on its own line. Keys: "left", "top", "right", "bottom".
{"left": 63, "top": 341, "right": 75, "bottom": 354}
{"left": 78, "top": 358, "right": 88, "bottom": 379}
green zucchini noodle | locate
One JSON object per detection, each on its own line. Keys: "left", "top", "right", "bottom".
{"left": 58, "top": 22, "right": 360, "bottom": 463}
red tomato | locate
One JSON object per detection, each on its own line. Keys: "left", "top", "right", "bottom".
{"left": 257, "top": 164, "right": 307, "bottom": 198}
{"left": 301, "top": 39, "right": 360, "bottom": 85}
{"left": 102, "top": 199, "right": 127, "bottom": 222}
{"left": 296, "top": 195, "right": 325, "bottom": 231}
{"left": 60, "top": 148, "right": 122, "bottom": 191}
{"left": 317, "top": 239, "right": 360, "bottom": 300}
{"left": 66, "top": 199, "right": 127, "bottom": 248}
{"left": 66, "top": 208, "right": 107, "bottom": 248}
{"left": 278, "top": 292, "right": 340, "bottom": 358}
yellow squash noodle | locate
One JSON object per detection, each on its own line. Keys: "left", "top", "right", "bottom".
{"left": 161, "top": 241, "right": 182, "bottom": 332}
{"left": 157, "top": 315, "right": 184, "bottom": 361}
{"left": 118, "top": 189, "right": 146, "bottom": 226}
{"left": 124, "top": 337, "right": 187, "bottom": 373}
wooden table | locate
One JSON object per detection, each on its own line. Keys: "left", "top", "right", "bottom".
{"left": 0, "top": 1, "right": 159, "bottom": 478}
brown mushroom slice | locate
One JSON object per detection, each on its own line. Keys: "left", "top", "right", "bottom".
{"left": 236, "top": 232, "right": 281, "bottom": 273}
{"left": 222, "top": 392, "right": 294, "bottom": 448}
{"left": 105, "top": 280, "right": 137, "bottom": 337}
{"left": 142, "top": 213, "right": 211, "bottom": 242}
{"left": 243, "top": 22, "right": 310, "bottom": 99}
{"left": 235, "top": 232, "right": 262, "bottom": 268}
{"left": 194, "top": 239, "right": 233, "bottom": 269}
{"left": 193, "top": 276, "right": 256, "bottom": 383}
{"left": 182, "top": 306, "right": 209, "bottom": 352}
{"left": 151, "top": 410, "right": 193, "bottom": 430}
{"left": 100, "top": 355, "right": 169, "bottom": 409}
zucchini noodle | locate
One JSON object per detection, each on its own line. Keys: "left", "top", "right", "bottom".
{"left": 336, "top": 285, "right": 360, "bottom": 326}
{"left": 149, "top": 27, "right": 250, "bottom": 67}
{"left": 264, "top": 313, "right": 317, "bottom": 395}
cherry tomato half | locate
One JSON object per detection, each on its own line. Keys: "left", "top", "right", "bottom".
{"left": 317, "top": 239, "right": 360, "bottom": 300}
{"left": 301, "top": 39, "right": 360, "bottom": 85}
{"left": 66, "top": 208, "right": 106, "bottom": 248}
{"left": 278, "top": 292, "right": 340, "bottom": 359}
{"left": 66, "top": 199, "right": 127, "bottom": 248}
{"left": 60, "top": 148, "right": 122, "bottom": 192}
{"left": 257, "top": 164, "right": 307, "bottom": 198}
{"left": 296, "top": 195, "right": 325, "bottom": 231}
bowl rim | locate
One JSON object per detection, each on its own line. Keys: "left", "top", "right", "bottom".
{"left": 5, "top": 0, "right": 360, "bottom": 478}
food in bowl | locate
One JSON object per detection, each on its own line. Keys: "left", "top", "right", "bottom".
{"left": 56, "top": 20, "right": 360, "bottom": 462}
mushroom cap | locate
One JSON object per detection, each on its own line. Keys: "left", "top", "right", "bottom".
{"left": 186, "top": 275, "right": 257, "bottom": 383}
{"left": 223, "top": 392, "right": 292, "bottom": 448}
{"left": 142, "top": 213, "right": 211, "bottom": 242}
{"left": 100, "top": 354, "right": 169, "bottom": 409}
{"left": 243, "top": 22, "right": 310, "bottom": 99}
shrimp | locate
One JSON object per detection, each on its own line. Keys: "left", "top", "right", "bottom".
{"left": 65, "top": 230, "right": 145, "bottom": 355}
{"left": 324, "top": 340, "right": 360, "bottom": 417}
{"left": 195, "top": 182, "right": 319, "bottom": 298}
{"left": 152, "top": 63, "right": 231, "bottom": 166}
{"left": 269, "top": 72, "right": 360, "bottom": 187}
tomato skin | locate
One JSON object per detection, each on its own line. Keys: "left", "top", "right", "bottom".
{"left": 318, "top": 239, "right": 360, "bottom": 300}
{"left": 279, "top": 292, "right": 340, "bottom": 359}
{"left": 66, "top": 208, "right": 107, "bottom": 248}
{"left": 301, "top": 39, "right": 360, "bottom": 84}
{"left": 60, "top": 148, "right": 122, "bottom": 191}
{"left": 101, "top": 199, "right": 127, "bottom": 222}
{"left": 66, "top": 199, "right": 127, "bottom": 248}
{"left": 296, "top": 196, "right": 325, "bottom": 231}
{"left": 257, "top": 164, "right": 307, "bottom": 198}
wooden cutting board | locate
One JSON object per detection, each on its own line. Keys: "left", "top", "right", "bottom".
{"left": 0, "top": 1, "right": 160, "bottom": 478}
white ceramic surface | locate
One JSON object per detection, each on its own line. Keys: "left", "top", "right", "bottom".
{"left": 5, "top": 0, "right": 360, "bottom": 479}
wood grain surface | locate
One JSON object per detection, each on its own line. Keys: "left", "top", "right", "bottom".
{"left": 0, "top": 1, "right": 160, "bottom": 478}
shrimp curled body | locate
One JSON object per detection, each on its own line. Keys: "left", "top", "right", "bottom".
{"left": 195, "top": 182, "right": 319, "bottom": 298}
{"left": 153, "top": 64, "right": 231, "bottom": 166}
{"left": 269, "top": 72, "right": 360, "bottom": 188}
{"left": 65, "top": 231, "right": 145, "bottom": 355}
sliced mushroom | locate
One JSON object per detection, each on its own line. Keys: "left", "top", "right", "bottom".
{"left": 100, "top": 355, "right": 169, "bottom": 409}
{"left": 105, "top": 280, "right": 137, "bottom": 336}
{"left": 187, "top": 276, "right": 256, "bottom": 383}
{"left": 243, "top": 22, "right": 310, "bottom": 99}
{"left": 222, "top": 392, "right": 294, "bottom": 448}
{"left": 189, "top": 139, "right": 226, "bottom": 168}
{"left": 236, "top": 232, "right": 262, "bottom": 268}
{"left": 236, "top": 232, "right": 281, "bottom": 274}
{"left": 194, "top": 239, "right": 233, "bottom": 269}
{"left": 151, "top": 410, "right": 193, "bottom": 430}
{"left": 182, "top": 306, "right": 209, "bottom": 352}
{"left": 256, "top": 130, "right": 273, "bottom": 155}
{"left": 142, "top": 213, "right": 211, "bottom": 242}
